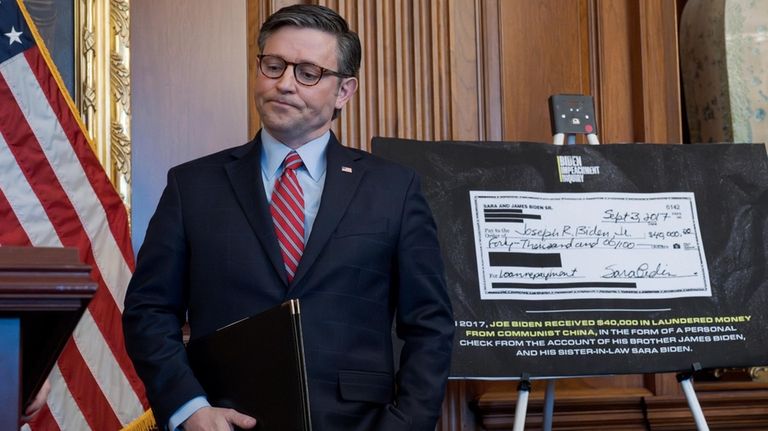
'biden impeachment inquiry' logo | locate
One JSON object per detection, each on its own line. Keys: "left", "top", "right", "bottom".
{"left": 556, "top": 155, "right": 600, "bottom": 183}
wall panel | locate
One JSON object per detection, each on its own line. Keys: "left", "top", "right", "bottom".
{"left": 498, "top": 0, "right": 591, "bottom": 143}
{"left": 132, "top": 0, "right": 248, "bottom": 252}
{"left": 592, "top": 0, "right": 643, "bottom": 143}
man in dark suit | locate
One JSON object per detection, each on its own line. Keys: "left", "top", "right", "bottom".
{"left": 123, "top": 4, "right": 454, "bottom": 431}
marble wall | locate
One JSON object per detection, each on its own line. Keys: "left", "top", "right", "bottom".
{"left": 681, "top": 0, "right": 768, "bottom": 146}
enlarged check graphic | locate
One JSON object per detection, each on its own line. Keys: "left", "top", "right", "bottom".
{"left": 469, "top": 191, "right": 711, "bottom": 300}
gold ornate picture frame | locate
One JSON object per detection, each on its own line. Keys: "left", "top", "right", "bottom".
{"left": 26, "top": 0, "right": 132, "bottom": 209}
{"left": 77, "top": 0, "right": 131, "bottom": 210}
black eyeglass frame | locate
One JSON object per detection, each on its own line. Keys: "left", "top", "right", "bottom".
{"left": 257, "top": 54, "right": 352, "bottom": 87}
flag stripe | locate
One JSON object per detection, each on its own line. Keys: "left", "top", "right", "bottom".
{"left": 41, "top": 366, "right": 89, "bottom": 431}
{"left": 3, "top": 50, "right": 148, "bottom": 407}
{"left": 26, "top": 403, "right": 59, "bottom": 431}
{"left": 62, "top": 338, "right": 118, "bottom": 428}
{"left": 24, "top": 47, "right": 135, "bottom": 269}
{"left": 2, "top": 68, "right": 119, "bottom": 430}
{"left": 0, "top": 67, "right": 78, "bottom": 245}
{"left": 2, "top": 51, "right": 133, "bottom": 310}
{"left": 58, "top": 339, "right": 123, "bottom": 430}
{"left": 85, "top": 283, "right": 149, "bottom": 403}
{"left": 0, "top": 187, "right": 32, "bottom": 245}
{"left": 0, "top": 126, "right": 143, "bottom": 423}
{"left": 74, "top": 310, "right": 145, "bottom": 424}
{"left": 2, "top": 58, "right": 146, "bottom": 415}
{"left": 0, "top": 119, "right": 61, "bottom": 246}
{"left": 2, "top": 3, "right": 147, "bottom": 428}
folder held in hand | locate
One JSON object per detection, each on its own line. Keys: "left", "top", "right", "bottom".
{"left": 186, "top": 299, "right": 311, "bottom": 430}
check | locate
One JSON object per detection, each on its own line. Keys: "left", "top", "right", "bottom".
{"left": 469, "top": 191, "right": 711, "bottom": 300}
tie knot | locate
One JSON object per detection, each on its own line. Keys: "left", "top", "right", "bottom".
{"left": 283, "top": 151, "right": 303, "bottom": 171}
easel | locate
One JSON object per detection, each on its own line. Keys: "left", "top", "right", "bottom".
{"left": 511, "top": 94, "right": 596, "bottom": 431}
{"left": 512, "top": 364, "right": 710, "bottom": 431}
{"left": 511, "top": 374, "right": 557, "bottom": 431}
{"left": 678, "top": 363, "right": 710, "bottom": 431}
{"left": 508, "top": 95, "right": 712, "bottom": 430}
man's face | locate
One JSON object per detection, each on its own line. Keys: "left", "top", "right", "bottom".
{"left": 254, "top": 27, "right": 357, "bottom": 148}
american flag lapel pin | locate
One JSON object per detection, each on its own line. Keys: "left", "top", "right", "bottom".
{"left": 341, "top": 166, "right": 353, "bottom": 173}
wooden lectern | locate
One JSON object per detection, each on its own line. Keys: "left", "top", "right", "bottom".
{"left": 0, "top": 247, "right": 96, "bottom": 429}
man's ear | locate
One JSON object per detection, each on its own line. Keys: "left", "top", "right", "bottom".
{"left": 335, "top": 77, "right": 358, "bottom": 110}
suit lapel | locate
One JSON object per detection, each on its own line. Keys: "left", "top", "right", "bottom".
{"left": 291, "top": 134, "right": 364, "bottom": 288}
{"left": 224, "top": 134, "right": 288, "bottom": 285}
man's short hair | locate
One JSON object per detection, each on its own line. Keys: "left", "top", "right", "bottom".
{"left": 258, "top": 4, "right": 361, "bottom": 78}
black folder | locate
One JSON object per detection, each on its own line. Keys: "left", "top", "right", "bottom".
{"left": 186, "top": 299, "right": 311, "bottom": 430}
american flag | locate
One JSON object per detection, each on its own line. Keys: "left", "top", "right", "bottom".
{"left": 1, "top": 1, "right": 148, "bottom": 429}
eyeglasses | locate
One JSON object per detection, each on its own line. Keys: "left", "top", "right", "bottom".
{"left": 257, "top": 54, "right": 351, "bottom": 86}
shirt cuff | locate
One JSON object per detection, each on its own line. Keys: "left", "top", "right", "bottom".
{"left": 168, "top": 396, "right": 210, "bottom": 430}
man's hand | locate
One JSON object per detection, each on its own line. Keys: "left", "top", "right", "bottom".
{"left": 21, "top": 378, "right": 51, "bottom": 423}
{"left": 182, "top": 406, "right": 257, "bottom": 431}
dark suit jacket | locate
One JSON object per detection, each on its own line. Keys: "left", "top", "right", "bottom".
{"left": 123, "top": 133, "right": 454, "bottom": 430}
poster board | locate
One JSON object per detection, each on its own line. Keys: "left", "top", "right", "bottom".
{"left": 372, "top": 139, "right": 768, "bottom": 378}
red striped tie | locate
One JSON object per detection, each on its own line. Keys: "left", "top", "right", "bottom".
{"left": 270, "top": 151, "right": 304, "bottom": 281}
